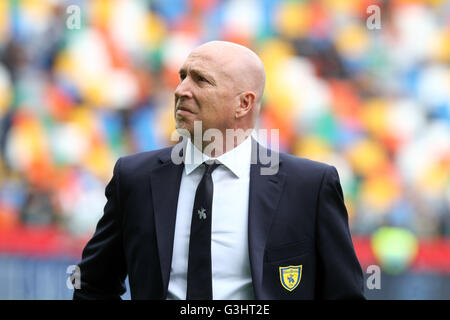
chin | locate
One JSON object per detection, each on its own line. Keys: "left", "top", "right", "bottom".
{"left": 175, "top": 121, "right": 194, "bottom": 139}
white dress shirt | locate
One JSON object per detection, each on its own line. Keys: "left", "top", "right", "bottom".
{"left": 167, "top": 135, "right": 254, "bottom": 300}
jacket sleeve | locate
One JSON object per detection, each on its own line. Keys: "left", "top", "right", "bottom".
{"left": 315, "top": 165, "right": 365, "bottom": 299}
{"left": 73, "top": 158, "right": 127, "bottom": 300}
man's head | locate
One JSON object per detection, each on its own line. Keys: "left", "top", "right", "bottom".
{"left": 174, "top": 41, "right": 266, "bottom": 140}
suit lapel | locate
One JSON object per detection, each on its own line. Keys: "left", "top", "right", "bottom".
{"left": 150, "top": 144, "right": 184, "bottom": 298}
{"left": 248, "top": 139, "right": 286, "bottom": 299}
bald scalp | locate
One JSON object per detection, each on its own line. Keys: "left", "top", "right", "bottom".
{"left": 191, "top": 41, "right": 266, "bottom": 108}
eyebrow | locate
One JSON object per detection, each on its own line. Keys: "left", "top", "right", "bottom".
{"left": 179, "top": 67, "right": 216, "bottom": 85}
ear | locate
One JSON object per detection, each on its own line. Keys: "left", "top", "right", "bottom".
{"left": 235, "top": 91, "right": 256, "bottom": 119}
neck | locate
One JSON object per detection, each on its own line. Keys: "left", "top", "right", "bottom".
{"left": 191, "top": 127, "right": 253, "bottom": 158}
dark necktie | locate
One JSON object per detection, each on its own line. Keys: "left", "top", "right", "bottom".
{"left": 186, "top": 161, "right": 220, "bottom": 300}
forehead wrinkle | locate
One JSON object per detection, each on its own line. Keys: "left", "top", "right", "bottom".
{"left": 182, "top": 52, "right": 221, "bottom": 76}
{"left": 179, "top": 65, "right": 211, "bottom": 78}
{"left": 185, "top": 43, "right": 265, "bottom": 96}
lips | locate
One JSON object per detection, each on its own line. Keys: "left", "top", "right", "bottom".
{"left": 176, "top": 105, "right": 196, "bottom": 114}
{"left": 178, "top": 106, "right": 193, "bottom": 113}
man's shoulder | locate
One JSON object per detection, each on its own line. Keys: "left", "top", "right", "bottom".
{"left": 279, "top": 151, "right": 331, "bottom": 172}
{"left": 255, "top": 140, "right": 330, "bottom": 173}
{"left": 275, "top": 151, "right": 339, "bottom": 190}
{"left": 276, "top": 150, "right": 336, "bottom": 184}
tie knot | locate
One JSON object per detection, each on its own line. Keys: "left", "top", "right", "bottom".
{"left": 203, "top": 161, "right": 220, "bottom": 175}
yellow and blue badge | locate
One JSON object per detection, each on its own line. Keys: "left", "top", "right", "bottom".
{"left": 279, "top": 265, "right": 302, "bottom": 291}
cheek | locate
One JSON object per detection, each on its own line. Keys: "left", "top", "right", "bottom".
{"left": 198, "top": 90, "right": 236, "bottom": 125}
{"left": 218, "top": 94, "right": 238, "bottom": 119}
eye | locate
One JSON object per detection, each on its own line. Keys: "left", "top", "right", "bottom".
{"left": 198, "top": 75, "right": 208, "bottom": 83}
{"left": 178, "top": 70, "right": 186, "bottom": 81}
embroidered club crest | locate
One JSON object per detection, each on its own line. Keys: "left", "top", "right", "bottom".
{"left": 279, "top": 265, "right": 302, "bottom": 291}
{"left": 197, "top": 208, "right": 207, "bottom": 220}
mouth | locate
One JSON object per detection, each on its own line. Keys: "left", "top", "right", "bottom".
{"left": 176, "top": 105, "right": 196, "bottom": 115}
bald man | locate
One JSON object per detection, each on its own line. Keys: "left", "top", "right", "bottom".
{"left": 174, "top": 41, "right": 265, "bottom": 148}
{"left": 73, "top": 41, "right": 365, "bottom": 300}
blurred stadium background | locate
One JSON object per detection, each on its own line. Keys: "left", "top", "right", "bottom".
{"left": 0, "top": 0, "right": 449, "bottom": 299}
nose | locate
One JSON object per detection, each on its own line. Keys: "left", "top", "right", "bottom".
{"left": 174, "top": 77, "right": 193, "bottom": 100}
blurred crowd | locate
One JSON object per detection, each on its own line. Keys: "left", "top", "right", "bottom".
{"left": 0, "top": 0, "right": 449, "bottom": 239}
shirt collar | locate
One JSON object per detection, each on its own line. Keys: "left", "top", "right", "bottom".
{"left": 184, "top": 134, "right": 252, "bottom": 178}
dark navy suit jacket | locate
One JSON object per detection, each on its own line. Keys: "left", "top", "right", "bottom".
{"left": 73, "top": 139, "right": 365, "bottom": 300}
